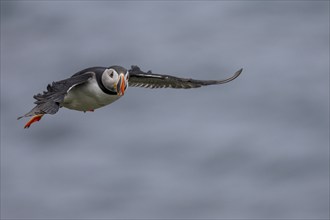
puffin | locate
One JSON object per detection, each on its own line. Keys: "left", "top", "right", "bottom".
{"left": 18, "top": 65, "right": 243, "bottom": 128}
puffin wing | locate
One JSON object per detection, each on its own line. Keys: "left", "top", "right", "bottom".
{"left": 18, "top": 72, "right": 94, "bottom": 119}
{"left": 128, "top": 66, "right": 243, "bottom": 89}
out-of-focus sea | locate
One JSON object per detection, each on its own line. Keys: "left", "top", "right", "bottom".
{"left": 1, "top": 1, "right": 329, "bottom": 219}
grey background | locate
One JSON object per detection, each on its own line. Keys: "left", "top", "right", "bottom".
{"left": 1, "top": 1, "right": 329, "bottom": 219}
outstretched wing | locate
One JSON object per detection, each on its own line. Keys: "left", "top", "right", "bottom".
{"left": 18, "top": 72, "right": 94, "bottom": 119}
{"left": 128, "top": 65, "right": 242, "bottom": 89}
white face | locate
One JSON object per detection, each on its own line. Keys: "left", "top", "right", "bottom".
{"left": 101, "top": 68, "right": 129, "bottom": 95}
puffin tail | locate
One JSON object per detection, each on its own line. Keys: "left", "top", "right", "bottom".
{"left": 17, "top": 107, "right": 39, "bottom": 120}
{"left": 18, "top": 101, "right": 60, "bottom": 120}
{"left": 18, "top": 102, "right": 60, "bottom": 128}
{"left": 18, "top": 106, "right": 46, "bottom": 128}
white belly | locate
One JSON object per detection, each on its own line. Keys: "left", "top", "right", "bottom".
{"left": 62, "top": 78, "right": 121, "bottom": 111}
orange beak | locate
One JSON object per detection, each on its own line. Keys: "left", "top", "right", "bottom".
{"left": 117, "top": 74, "right": 126, "bottom": 96}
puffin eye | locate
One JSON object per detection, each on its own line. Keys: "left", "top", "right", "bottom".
{"left": 109, "top": 72, "right": 114, "bottom": 78}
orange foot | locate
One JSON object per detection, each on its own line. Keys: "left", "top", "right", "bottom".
{"left": 24, "top": 114, "right": 44, "bottom": 129}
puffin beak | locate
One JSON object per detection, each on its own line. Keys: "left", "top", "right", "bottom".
{"left": 117, "top": 74, "right": 126, "bottom": 96}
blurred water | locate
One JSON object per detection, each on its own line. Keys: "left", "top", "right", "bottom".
{"left": 1, "top": 1, "right": 329, "bottom": 219}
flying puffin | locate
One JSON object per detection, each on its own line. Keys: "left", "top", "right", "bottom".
{"left": 18, "top": 65, "right": 243, "bottom": 128}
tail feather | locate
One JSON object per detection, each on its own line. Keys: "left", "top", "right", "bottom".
{"left": 17, "top": 102, "right": 60, "bottom": 120}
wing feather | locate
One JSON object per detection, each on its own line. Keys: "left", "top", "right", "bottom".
{"left": 128, "top": 66, "right": 242, "bottom": 89}
{"left": 18, "top": 72, "right": 94, "bottom": 119}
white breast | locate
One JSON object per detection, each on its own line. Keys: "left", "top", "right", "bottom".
{"left": 62, "top": 78, "right": 121, "bottom": 111}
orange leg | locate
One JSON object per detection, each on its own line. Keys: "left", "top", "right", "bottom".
{"left": 24, "top": 114, "right": 44, "bottom": 129}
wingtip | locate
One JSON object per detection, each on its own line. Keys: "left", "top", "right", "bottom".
{"left": 236, "top": 68, "right": 243, "bottom": 75}
{"left": 231, "top": 68, "right": 243, "bottom": 80}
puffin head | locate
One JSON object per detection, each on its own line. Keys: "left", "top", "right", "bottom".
{"left": 102, "top": 66, "right": 129, "bottom": 96}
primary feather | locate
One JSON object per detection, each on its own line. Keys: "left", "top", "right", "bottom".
{"left": 128, "top": 65, "right": 243, "bottom": 89}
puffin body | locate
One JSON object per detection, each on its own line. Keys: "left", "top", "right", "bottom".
{"left": 61, "top": 77, "right": 121, "bottom": 111}
{"left": 61, "top": 66, "right": 126, "bottom": 111}
{"left": 18, "top": 65, "right": 242, "bottom": 128}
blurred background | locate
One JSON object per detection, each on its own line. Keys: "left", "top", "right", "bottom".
{"left": 1, "top": 1, "right": 329, "bottom": 219}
